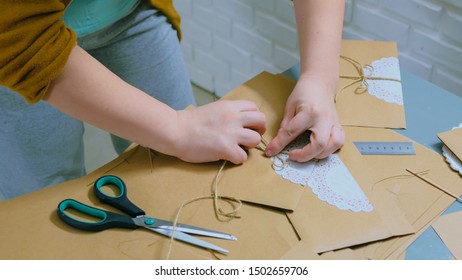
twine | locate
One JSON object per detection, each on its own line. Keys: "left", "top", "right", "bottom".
{"left": 165, "top": 137, "right": 295, "bottom": 259}
{"left": 336, "top": 55, "right": 402, "bottom": 102}
{"left": 371, "top": 169, "right": 462, "bottom": 204}
{"left": 256, "top": 137, "right": 290, "bottom": 171}
{"left": 165, "top": 160, "right": 242, "bottom": 259}
{"left": 406, "top": 169, "right": 462, "bottom": 203}
{"left": 371, "top": 170, "right": 429, "bottom": 191}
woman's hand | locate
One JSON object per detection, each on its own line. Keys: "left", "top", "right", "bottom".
{"left": 174, "top": 100, "right": 266, "bottom": 164}
{"left": 265, "top": 0, "right": 345, "bottom": 162}
{"left": 265, "top": 77, "right": 344, "bottom": 162}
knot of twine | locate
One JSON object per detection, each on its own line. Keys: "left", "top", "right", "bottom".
{"left": 335, "top": 55, "right": 401, "bottom": 102}
{"left": 256, "top": 137, "right": 290, "bottom": 171}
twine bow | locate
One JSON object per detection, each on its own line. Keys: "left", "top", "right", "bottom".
{"left": 335, "top": 55, "right": 402, "bottom": 102}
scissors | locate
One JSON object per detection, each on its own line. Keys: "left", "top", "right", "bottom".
{"left": 57, "top": 175, "right": 236, "bottom": 254}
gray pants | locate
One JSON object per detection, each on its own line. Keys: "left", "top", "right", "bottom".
{"left": 0, "top": 2, "right": 195, "bottom": 199}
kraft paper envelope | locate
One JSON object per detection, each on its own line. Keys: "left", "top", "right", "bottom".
{"left": 0, "top": 145, "right": 300, "bottom": 259}
{"left": 217, "top": 71, "right": 306, "bottom": 209}
{"left": 306, "top": 126, "right": 462, "bottom": 259}
{"left": 372, "top": 197, "right": 454, "bottom": 260}
{"left": 433, "top": 211, "right": 462, "bottom": 260}
{"left": 101, "top": 72, "right": 305, "bottom": 213}
{"left": 336, "top": 40, "right": 406, "bottom": 129}
{"left": 438, "top": 126, "right": 462, "bottom": 165}
{"left": 221, "top": 71, "right": 413, "bottom": 254}
{"left": 287, "top": 127, "right": 415, "bottom": 254}
{"left": 350, "top": 195, "right": 453, "bottom": 260}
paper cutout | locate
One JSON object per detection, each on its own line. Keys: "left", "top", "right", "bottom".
{"left": 271, "top": 133, "right": 373, "bottom": 212}
{"left": 433, "top": 211, "right": 462, "bottom": 260}
{"left": 441, "top": 123, "right": 462, "bottom": 175}
{"left": 365, "top": 57, "right": 403, "bottom": 105}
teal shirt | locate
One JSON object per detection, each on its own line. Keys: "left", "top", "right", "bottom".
{"left": 63, "top": 0, "right": 141, "bottom": 37}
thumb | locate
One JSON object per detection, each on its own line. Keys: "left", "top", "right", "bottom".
{"left": 265, "top": 114, "right": 306, "bottom": 157}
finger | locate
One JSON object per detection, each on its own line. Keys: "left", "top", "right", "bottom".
{"left": 238, "top": 129, "right": 262, "bottom": 149}
{"left": 224, "top": 145, "right": 248, "bottom": 164}
{"left": 241, "top": 111, "right": 267, "bottom": 135}
{"left": 315, "top": 125, "right": 345, "bottom": 159}
{"left": 288, "top": 138, "right": 326, "bottom": 162}
{"left": 279, "top": 105, "right": 296, "bottom": 131}
{"left": 234, "top": 100, "right": 260, "bottom": 112}
{"left": 265, "top": 113, "right": 307, "bottom": 157}
{"left": 288, "top": 124, "right": 331, "bottom": 162}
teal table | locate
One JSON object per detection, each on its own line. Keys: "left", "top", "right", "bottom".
{"left": 284, "top": 65, "right": 462, "bottom": 260}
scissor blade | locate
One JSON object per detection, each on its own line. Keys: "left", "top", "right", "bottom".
{"left": 161, "top": 225, "right": 237, "bottom": 240}
{"left": 148, "top": 227, "right": 230, "bottom": 254}
{"left": 152, "top": 218, "right": 237, "bottom": 241}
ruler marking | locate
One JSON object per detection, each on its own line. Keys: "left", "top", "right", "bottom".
{"left": 353, "top": 141, "right": 415, "bottom": 155}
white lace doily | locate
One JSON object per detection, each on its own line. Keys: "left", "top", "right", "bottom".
{"left": 271, "top": 133, "right": 373, "bottom": 212}
{"left": 364, "top": 57, "right": 403, "bottom": 105}
{"left": 442, "top": 123, "right": 462, "bottom": 175}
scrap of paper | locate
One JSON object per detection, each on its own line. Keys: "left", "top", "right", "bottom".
{"left": 432, "top": 211, "right": 462, "bottom": 259}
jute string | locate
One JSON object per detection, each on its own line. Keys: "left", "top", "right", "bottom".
{"left": 371, "top": 169, "right": 429, "bottom": 191}
{"left": 165, "top": 160, "right": 243, "bottom": 259}
{"left": 406, "top": 169, "right": 462, "bottom": 203}
{"left": 371, "top": 169, "right": 462, "bottom": 204}
{"left": 256, "top": 137, "right": 290, "bottom": 171}
{"left": 336, "top": 55, "right": 402, "bottom": 102}
{"left": 164, "top": 137, "right": 294, "bottom": 259}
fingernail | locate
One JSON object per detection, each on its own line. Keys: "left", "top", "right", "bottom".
{"left": 265, "top": 148, "right": 275, "bottom": 157}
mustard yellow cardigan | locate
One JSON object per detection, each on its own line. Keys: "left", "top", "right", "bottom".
{"left": 0, "top": 0, "right": 181, "bottom": 104}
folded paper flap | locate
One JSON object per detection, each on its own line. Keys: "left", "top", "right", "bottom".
{"left": 336, "top": 40, "right": 406, "bottom": 129}
{"left": 438, "top": 126, "right": 462, "bottom": 162}
{"left": 280, "top": 241, "right": 371, "bottom": 260}
{"left": 222, "top": 71, "right": 294, "bottom": 139}
{"left": 218, "top": 72, "right": 304, "bottom": 210}
{"left": 288, "top": 190, "right": 413, "bottom": 254}
{"left": 219, "top": 149, "right": 304, "bottom": 210}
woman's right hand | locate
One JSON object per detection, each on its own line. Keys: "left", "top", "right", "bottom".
{"left": 174, "top": 100, "right": 267, "bottom": 164}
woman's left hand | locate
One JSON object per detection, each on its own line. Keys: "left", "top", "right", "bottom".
{"left": 265, "top": 76, "right": 345, "bottom": 162}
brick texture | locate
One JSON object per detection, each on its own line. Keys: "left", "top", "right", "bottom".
{"left": 174, "top": 0, "right": 462, "bottom": 97}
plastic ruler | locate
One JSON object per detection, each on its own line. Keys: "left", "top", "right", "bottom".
{"left": 353, "top": 141, "right": 416, "bottom": 155}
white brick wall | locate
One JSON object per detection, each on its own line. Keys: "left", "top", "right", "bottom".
{"left": 344, "top": 0, "right": 462, "bottom": 97}
{"left": 174, "top": 0, "right": 462, "bottom": 98}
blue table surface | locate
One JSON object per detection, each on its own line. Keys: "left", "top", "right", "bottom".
{"left": 284, "top": 65, "right": 462, "bottom": 259}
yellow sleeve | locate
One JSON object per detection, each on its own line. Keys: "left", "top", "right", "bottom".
{"left": 0, "top": 0, "right": 76, "bottom": 104}
{"left": 149, "top": 0, "right": 182, "bottom": 40}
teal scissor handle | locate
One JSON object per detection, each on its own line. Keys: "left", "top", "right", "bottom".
{"left": 93, "top": 175, "right": 145, "bottom": 217}
{"left": 57, "top": 199, "right": 137, "bottom": 231}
